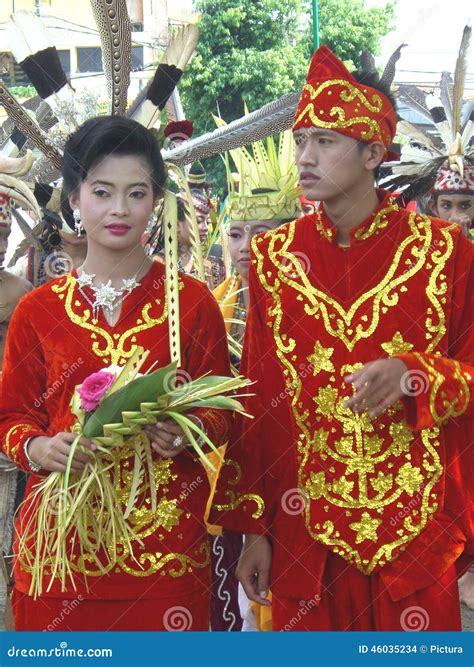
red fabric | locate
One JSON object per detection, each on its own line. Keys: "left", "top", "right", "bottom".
{"left": 0, "top": 261, "right": 231, "bottom": 601}
{"left": 210, "top": 189, "right": 474, "bottom": 603}
{"left": 293, "top": 46, "right": 397, "bottom": 155}
{"left": 272, "top": 553, "right": 461, "bottom": 631}
{"left": 12, "top": 585, "right": 210, "bottom": 631}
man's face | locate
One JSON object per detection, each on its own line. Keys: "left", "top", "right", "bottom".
{"left": 0, "top": 225, "right": 11, "bottom": 268}
{"left": 435, "top": 193, "right": 474, "bottom": 226}
{"left": 294, "top": 128, "right": 373, "bottom": 203}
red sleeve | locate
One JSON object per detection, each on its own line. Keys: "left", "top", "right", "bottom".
{"left": 397, "top": 233, "right": 474, "bottom": 430}
{"left": 209, "top": 256, "right": 271, "bottom": 535}
{"left": 181, "top": 282, "right": 233, "bottom": 448}
{"left": 0, "top": 296, "right": 51, "bottom": 471}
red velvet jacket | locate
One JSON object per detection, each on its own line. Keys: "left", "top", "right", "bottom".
{"left": 0, "top": 261, "right": 231, "bottom": 599}
{"left": 210, "top": 190, "right": 473, "bottom": 602}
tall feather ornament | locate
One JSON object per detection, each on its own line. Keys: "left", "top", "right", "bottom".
{"left": 90, "top": 0, "right": 131, "bottom": 116}
{"left": 397, "top": 85, "right": 433, "bottom": 122}
{"left": 0, "top": 82, "right": 62, "bottom": 169}
{"left": 452, "top": 25, "right": 471, "bottom": 138}
{"left": 128, "top": 24, "right": 199, "bottom": 128}
{"left": 6, "top": 12, "right": 75, "bottom": 132}
{"left": 439, "top": 71, "right": 453, "bottom": 127}
{"left": 163, "top": 92, "right": 299, "bottom": 167}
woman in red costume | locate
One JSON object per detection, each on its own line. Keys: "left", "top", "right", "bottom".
{"left": 0, "top": 116, "right": 231, "bottom": 631}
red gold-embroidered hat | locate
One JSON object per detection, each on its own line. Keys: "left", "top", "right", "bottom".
{"left": 293, "top": 46, "right": 397, "bottom": 156}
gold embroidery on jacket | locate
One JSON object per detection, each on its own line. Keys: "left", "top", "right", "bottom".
{"left": 251, "top": 213, "right": 453, "bottom": 574}
{"left": 52, "top": 274, "right": 169, "bottom": 365}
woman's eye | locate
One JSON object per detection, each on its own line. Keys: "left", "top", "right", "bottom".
{"left": 130, "top": 191, "right": 146, "bottom": 199}
{"left": 93, "top": 189, "right": 108, "bottom": 197}
{"left": 229, "top": 233, "right": 241, "bottom": 240}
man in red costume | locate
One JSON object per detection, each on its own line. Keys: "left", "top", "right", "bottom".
{"left": 210, "top": 46, "right": 474, "bottom": 631}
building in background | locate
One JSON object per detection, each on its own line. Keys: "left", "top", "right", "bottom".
{"left": 0, "top": 0, "right": 196, "bottom": 101}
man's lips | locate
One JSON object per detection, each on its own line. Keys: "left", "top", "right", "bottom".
{"left": 300, "top": 172, "right": 320, "bottom": 183}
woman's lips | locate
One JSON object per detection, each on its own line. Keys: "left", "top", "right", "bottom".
{"left": 105, "top": 224, "right": 131, "bottom": 236}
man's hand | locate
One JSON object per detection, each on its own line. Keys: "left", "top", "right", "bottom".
{"left": 344, "top": 358, "right": 409, "bottom": 418}
{"left": 448, "top": 212, "right": 471, "bottom": 237}
{"left": 236, "top": 534, "right": 272, "bottom": 606}
{"left": 28, "top": 433, "right": 96, "bottom": 472}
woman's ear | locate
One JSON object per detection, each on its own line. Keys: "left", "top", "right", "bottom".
{"left": 69, "top": 191, "right": 80, "bottom": 211}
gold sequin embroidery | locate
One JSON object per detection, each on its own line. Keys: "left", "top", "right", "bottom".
{"left": 52, "top": 274, "right": 169, "bottom": 365}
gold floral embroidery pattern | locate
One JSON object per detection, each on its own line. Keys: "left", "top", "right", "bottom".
{"left": 381, "top": 331, "right": 414, "bottom": 356}
{"left": 254, "top": 212, "right": 450, "bottom": 353}
{"left": 414, "top": 353, "right": 470, "bottom": 423}
{"left": 354, "top": 198, "right": 399, "bottom": 240}
{"left": 252, "top": 214, "right": 451, "bottom": 574}
{"left": 211, "top": 458, "right": 265, "bottom": 519}
{"left": 30, "top": 435, "right": 210, "bottom": 580}
{"left": 52, "top": 274, "right": 169, "bottom": 365}
{"left": 4, "top": 423, "right": 37, "bottom": 464}
{"left": 295, "top": 80, "right": 384, "bottom": 142}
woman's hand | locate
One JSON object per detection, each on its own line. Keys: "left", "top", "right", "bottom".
{"left": 145, "top": 418, "right": 199, "bottom": 458}
{"left": 27, "top": 433, "right": 97, "bottom": 473}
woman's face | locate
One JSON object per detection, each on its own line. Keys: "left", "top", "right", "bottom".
{"left": 69, "top": 154, "right": 156, "bottom": 252}
{"left": 435, "top": 193, "right": 474, "bottom": 226}
{"left": 228, "top": 218, "right": 283, "bottom": 280}
{"left": 178, "top": 211, "right": 210, "bottom": 248}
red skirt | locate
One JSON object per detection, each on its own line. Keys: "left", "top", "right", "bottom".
{"left": 12, "top": 587, "right": 210, "bottom": 631}
{"left": 272, "top": 552, "right": 461, "bottom": 631}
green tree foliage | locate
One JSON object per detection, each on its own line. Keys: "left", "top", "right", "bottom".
{"left": 180, "top": 0, "right": 395, "bottom": 192}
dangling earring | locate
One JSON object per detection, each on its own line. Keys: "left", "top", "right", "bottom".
{"left": 73, "top": 208, "right": 84, "bottom": 236}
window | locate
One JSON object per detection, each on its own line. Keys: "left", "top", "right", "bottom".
{"left": 131, "top": 46, "right": 144, "bottom": 71}
{"left": 57, "top": 49, "right": 71, "bottom": 77}
{"left": 76, "top": 47, "right": 102, "bottom": 73}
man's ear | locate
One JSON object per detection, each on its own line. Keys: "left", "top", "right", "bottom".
{"left": 364, "top": 142, "right": 385, "bottom": 171}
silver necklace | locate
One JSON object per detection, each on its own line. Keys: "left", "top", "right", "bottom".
{"left": 77, "top": 258, "right": 148, "bottom": 321}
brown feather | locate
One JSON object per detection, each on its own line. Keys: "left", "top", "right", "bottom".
{"left": 380, "top": 43, "right": 406, "bottom": 89}
{"left": 90, "top": 0, "right": 131, "bottom": 116}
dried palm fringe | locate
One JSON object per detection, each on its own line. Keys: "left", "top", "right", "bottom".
{"left": 19, "top": 376, "right": 252, "bottom": 597}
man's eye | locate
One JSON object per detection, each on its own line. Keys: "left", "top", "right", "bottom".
{"left": 440, "top": 202, "right": 451, "bottom": 209}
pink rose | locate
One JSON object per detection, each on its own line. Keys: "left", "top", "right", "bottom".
{"left": 78, "top": 371, "right": 116, "bottom": 411}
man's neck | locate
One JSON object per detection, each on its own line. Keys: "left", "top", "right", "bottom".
{"left": 323, "top": 185, "right": 380, "bottom": 247}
